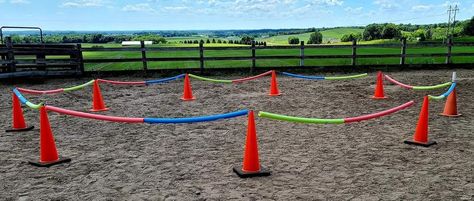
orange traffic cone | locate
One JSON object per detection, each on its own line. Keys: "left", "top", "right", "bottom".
{"left": 181, "top": 74, "right": 195, "bottom": 101}
{"left": 29, "top": 106, "right": 71, "bottom": 167}
{"left": 90, "top": 80, "right": 109, "bottom": 112}
{"left": 404, "top": 96, "right": 437, "bottom": 147}
{"left": 269, "top": 70, "right": 281, "bottom": 96}
{"left": 372, "top": 71, "right": 387, "bottom": 99}
{"left": 6, "top": 93, "right": 34, "bottom": 132}
{"left": 233, "top": 110, "right": 271, "bottom": 178}
{"left": 440, "top": 89, "right": 461, "bottom": 117}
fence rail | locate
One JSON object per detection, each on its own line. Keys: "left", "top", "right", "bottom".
{"left": 1, "top": 37, "right": 474, "bottom": 78}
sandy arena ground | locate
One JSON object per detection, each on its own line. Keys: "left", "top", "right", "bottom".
{"left": 0, "top": 69, "right": 473, "bottom": 200}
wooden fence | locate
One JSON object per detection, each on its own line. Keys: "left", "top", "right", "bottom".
{"left": 82, "top": 38, "right": 474, "bottom": 74}
{"left": 0, "top": 37, "right": 83, "bottom": 77}
{"left": 1, "top": 38, "right": 474, "bottom": 78}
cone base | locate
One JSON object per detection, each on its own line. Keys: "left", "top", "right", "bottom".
{"left": 181, "top": 97, "right": 196, "bottom": 101}
{"left": 269, "top": 93, "right": 281, "bottom": 96}
{"left": 90, "top": 108, "right": 109, "bottom": 112}
{"left": 404, "top": 139, "right": 437, "bottom": 147}
{"left": 233, "top": 166, "right": 271, "bottom": 178}
{"left": 440, "top": 113, "right": 462, "bottom": 117}
{"left": 5, "top": 125, "right": 34, "bottom": 133}
{"left": 29, "top": 157, "right": 71, "bottom": 167}
{"left": 372, "top": 96, "right": 388, "bottom": 100}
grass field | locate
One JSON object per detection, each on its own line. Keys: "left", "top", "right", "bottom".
{"left": 71, "top": 29, "right": 474, "bottom": 71}
{"left": 80, "top": 44, "right": 474, "bottom": 71}
{"left": 260, "top": 28, "right": 364, "bottom": 45}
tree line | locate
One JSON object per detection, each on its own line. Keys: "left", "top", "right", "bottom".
{"left": 6, "top": 33, "right": 167, "bottom": 44}
{"left": 341, "top": 17, "right": 474, "bottom": 42}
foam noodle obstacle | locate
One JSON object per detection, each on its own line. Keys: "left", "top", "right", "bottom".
{"left": 440, "top": 88, "right": 461, "bottom": 117}
{"left": 44, "top": 105, "right": 247, "bottom": 124}
{"left": 6, "top": 93, "right": 34, "bottom": 132}
{"left": 428, "top": 82, "right": 457, "bottom": 100}
{"left": 281, "top": 72, "right": 368, "bottom": 80}
{"left": 181, "top": 74, "right": 196, "bottom": 101}
{"left": 269, "top": 70, "right": 281, "bottom": 96}
{"left": 384, "top": 75, "right": 452, "bottom": 90}
{"left": 12, "top": 88, "right": 43, "bottom": 109}
{"left": 91, "top": 80, "right": 109, "bottom": 112}
{"left": 373, "top": 71, "right": 387, "bottom": 99}
{"left": 17, "top": 80, "right": 95, "bottom": 95}
{"left": 233, "top": 110, "right": 271, "bottom": 178}
{"left": 404, "top": 96, "right": 437, "bottom": 147}
{"left": 258, "top": 101, "right": 414, "bottom": 124}
{"left": 145, "top": 74, "right": 185, "bottom": 85}
{"left": 232, "top": 70, "right": 273, "bottom": 83}
{"left": 188, "top": 74, "right": 232, "bottom": 84}
{"left": 98, "top": 79, "right": 146, "bottom": 85}
{"left": 29, "top": 106, "right": 71, "bottom": 167}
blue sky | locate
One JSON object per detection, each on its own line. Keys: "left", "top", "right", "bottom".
{"left": 0, "top": 0, "right": 473, "bottom": 30}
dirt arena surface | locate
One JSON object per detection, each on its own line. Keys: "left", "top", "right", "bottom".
{"left": 1, "top": 69, "right": 473, "bottom": 200}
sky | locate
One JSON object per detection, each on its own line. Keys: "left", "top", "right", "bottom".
{"left": 0, "top": 0, "right": 473, "bottom": 30}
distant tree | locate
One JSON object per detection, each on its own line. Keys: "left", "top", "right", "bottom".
{"left": 217, "top": 39, "right": 222, "bottom": 43}
{"left": 206, "top": 39, "right": 211, "bottom": 43}
{"left": 414, "top": 29, "right": 426, "bottom": 41}
{"left": 229, "top": 40, "right": 234, "bottom": 44}
{"left": 223, "top": 40, "right": 227, "bottom": 44}
{"left": 194, "top": 40, "right": 199, "bottom": 44}
{"left": 288, "top": 36, "right": 300, "bottom": 44}
{"left": 463, "top": 16, "right": 474, "bottom": 36}
{"left": 363, "top": 24, "right": 383, "bottom": 40}
{"left": 381, "top": 23, "right": 401, "bottom": 39}
{"left": 425, "top": 29, "right": 433, "bottom": 40}
{"left": 307, "top": 31, "right": 323, "bottom": 44}
{"left": 240, "top": 35, "right": 254, "bottom": 44}
{"left": 212, "top": 38, "right": 216, "bottom": 43}
{"left": 92, "top": 34, "right": 103, "bottom": 43}
{"left": 263, "top": 42, "right": 267, "bottom": 46}
{"left": 200, "top": 39, "right": 205, "bottom": 44}
{"left": 340, "top": 33, "right": 362, "bottom": 42}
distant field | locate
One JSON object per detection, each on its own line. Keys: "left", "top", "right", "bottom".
{"left": 260, "top": 28, "right": 364, "bottom": 45}
{"left": 76, "top": 31, "right": 474, "bottom": 71}
{"left": 81, "top": 43, "right": 474, "bottom": 71}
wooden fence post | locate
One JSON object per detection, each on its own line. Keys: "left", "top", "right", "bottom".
{"left": 351, "top": 40, "right": 357, "bottom": 66}
{"left": 446, "top": 37, "right": 452, "bottom": 64}
{"left": 300, "top": 41, "right": 305, "bottom": 67}
{"left": 140, "top": 41, "right": 148, "bottom": 76}
{"left": 251, "top": 41, "right": 256, "bottom": 73}
{"left": 77, "top": 43, "right": 85, "bottom": 74}
{"left": 5, "top": 37, "right": 16, "bottom": 72}
{"left": 400, "top": 38, "right": 407, "bottom": 65}
{"left": 199, "top": 42, "right": 204, "bottom": 74}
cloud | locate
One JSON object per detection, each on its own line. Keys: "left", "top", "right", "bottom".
{"left": 411, "top": 4, "right": 433, "bottom": 11}
{"left": 122, "top": 3, "right": 156, "bottom": 13}
{"left": 373, "top": 0, "right": 399, "bottom": 10}
{"left": 163, "top": 6, "right": 189, "bottom": 11}
{"left": 61, "top": 0, "right": 107, "bottom": 8}
{"left": 10, "top": 0, "right": 29, "bottom": 4}
{"left": 344, "top": 6, "right": 363, "bottom": 14}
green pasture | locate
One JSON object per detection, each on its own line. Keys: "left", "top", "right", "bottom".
{"left": 260, "top": 28, "right": 364, "bottom": 45}
{"left": 81, "top": 45, "right": 474, "bottom": 71}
